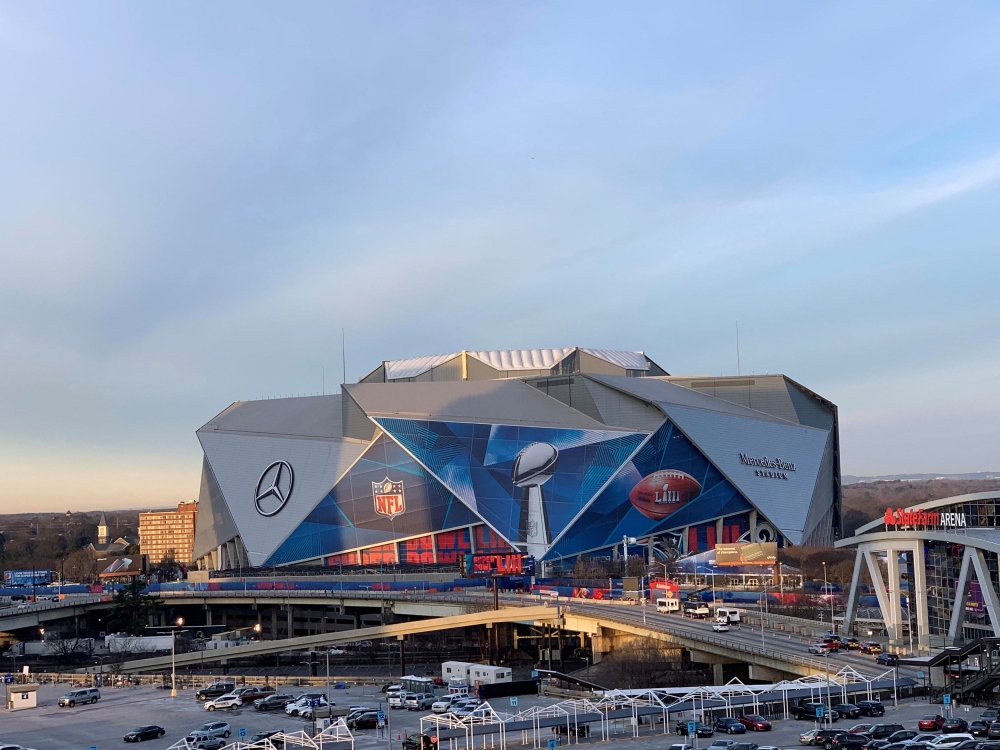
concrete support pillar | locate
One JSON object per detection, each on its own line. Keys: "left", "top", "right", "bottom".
{"left": 886, "top": 550, "right": 904, "bottom": 643}
{"left": 286, "top": 605, "right": 293, "bottom": 638}
{"left": 715, "top": 518, "right": 724, "bottom": 547}
{"left": 910, "top": 542, "right": 929, "bottom": 648}
{"left": 221, "top": 609, "right": 227, "bottom": 628}
{"left": 712, "top": 663, "right": 725, "bottom": 685}
{"left": 205, "top": 606, "right": 213, "bottom": 626}
{"left": 749, "top": 509, "right": 758, "bottom": 543}
{"left": 749, "top": 664, "right": 795, "bottom": 682}
{"left": 321, "top": 607, "right": 328, "bottom": 634}
{"left": 270, "top": 607, "right": 278, "bottom": 640}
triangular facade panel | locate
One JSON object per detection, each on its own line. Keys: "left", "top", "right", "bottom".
{"left": 198, "top": 431, "right": 367, "bottom": 566}
{"left": 656, "top": 402, "right": 830, "bottom": 544}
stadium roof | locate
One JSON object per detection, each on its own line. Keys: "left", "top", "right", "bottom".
{"left": 383, "top": 347, "right": 652, "bottom": 380}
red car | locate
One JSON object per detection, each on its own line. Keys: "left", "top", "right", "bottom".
{"left": 738, "top": 715, "right": 772, "bottom": 731}
{"left": 918, "top": 715, "right": 947, "bottom": 731}
{"left": 235, "top": 686, "right": 275, "bottom": 703}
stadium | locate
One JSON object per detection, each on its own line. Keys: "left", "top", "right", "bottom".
{"left": 191, "top": 347, "right": 841, "bottom": 574}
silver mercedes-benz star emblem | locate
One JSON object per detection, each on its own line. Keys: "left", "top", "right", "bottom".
{"left": 254, "top": 460, "right": 294, "bottom": 517}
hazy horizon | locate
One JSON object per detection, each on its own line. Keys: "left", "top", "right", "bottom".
{"left": 1, "top": 2, "right": 998, "bottom": 512}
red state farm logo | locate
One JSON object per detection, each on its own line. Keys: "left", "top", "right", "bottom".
{"left": 372, "top": 477, "right": 405, "bottom": 519}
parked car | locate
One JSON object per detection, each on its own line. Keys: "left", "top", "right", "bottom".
{"left": 834, "top": 705, "right": 862, "bottom": 720}
{"left": 910, "top": 735, "right": 938, "bottom": 744}
{"left": 401, "top": 734, "right": 437, "bottom": 750}
{"left": 970, "top": 722, "right": 991, "bottom": 738}
{"left": 832, "top": 735, "right": 868, "bottom": 750}
{"left": 188, "top": 722, "right": 232, "bottom": 740}
{"left": 731, "top": 743, "right": 759, "bottom": 750}
{"left": 867, "top": 725, "right": 905, "bottom": 740}
{"left": 188, "top": 738, "right": 226, "bottom": 750}
{"left": 821, "top": 637, "right": 842, "bottom": 651}
{"left": 920, "top": 716, "right": 948, "bottom": 731}
{"left": 254, "top": 693, "right": 294, "bottom": 711}
{"left": 205, "top": 693, "right": 243, "bottom": 711}
{"left": 432, "top": 695, "right": 462, "bottom": 713}
{"left": 707, "top": 741, "right": 737, "bottom": 750}
{"left": 809, "top": 643, "right": 832, "bottom": 655}
{"left": 738, "top": 715, "right": 772, "bottom": 731}
{"left": 941, "top": 720, "right": 970, "bottom": 735}
{"left": 677, "top": 721, "right": 715, "bottom": 737}
{"left": 715, "top": 718, "right": 748, "bottom": 735}
{"left": 388, "top": 691, "right": 409, "bottom": 709}
{"left": 346, "top": 707, "right": 375, "bottom": 723}
{"left": 849, "top": 725, "right": 873, "bottom": 735}
{"left": 713, "top": 621, "right": 732, "bottom": 632}
{"left": 988, "top": 724, "right": 1000, "bottom": 741}
{"left": 927, "top": 735, "right": 974, "bottom": 748}
{"left": 405, "top": 693, "right": 436, "bottom": 711}
{"left": 285, "top": 695, "right": 328, "bottom": 717}
{"left": 876, "top": 653, "right": 899, "bottom": 666}
{"left": 800, "top": 731, "right": 821, "bottom": 745}
{"left": 349, "top": 711, "right": 381, "bottom": 730}
{"left": 58, "top": 688, "right": 101, "bottom": 707}
{"left": 841, "top": 638, "right": 861, "bottom": 650}
{"left": 882, "top": 731, "right": 917, "bottom": 744}
{"left": 669, "top": 745, "right": 695, "bottom": 750}
{"left": 791, "top": 702, "right": 840, "bottom": 721}
{"left": 811, "top": 731, "right": 846, "bottom": 748}
{"left": 983, "top": 711, "right": 1000, "bottom": 723}
{"left": 196, "top": 683, "right": 236, "bottom": 701}
{"left": 860, "top": 643, "right": 883, "bottom": 655}
{"left": 857, "top": 702, "right": 886, "bottom": 717}
{"left": 123, "top": 726, "right": 165, "bottom": 742}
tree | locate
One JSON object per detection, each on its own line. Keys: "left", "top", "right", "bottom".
{"left": 106, "top": 580, "right": 162, "bottom": 636}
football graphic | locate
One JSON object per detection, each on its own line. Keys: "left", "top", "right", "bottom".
{"left": 628, "top": 469, "right": 702, "bottom": 520}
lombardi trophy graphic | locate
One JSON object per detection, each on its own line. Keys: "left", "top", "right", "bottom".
{"left": 512, "top": 442, "right": 558, "bottom": 562}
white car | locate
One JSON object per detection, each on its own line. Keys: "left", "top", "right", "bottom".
{"left": 432, "top": 696, "right": 462, "bottom": 713}
{"left": 388, "top": 691, "right": 409, "bottom": 709}
{"left": 205, "top": 693, "right": 242, "bottom": 711}
{"left": 712, "top": 621, "right": 731, "bottom": 632}
{"left": 453, "top": 701, "right": 485, "bottom": 718}
{"left": 928, "top": 736, "right": 974, "bottom": 748}
{"left": 285, "top": 695, "right": 328, "bottom": 717}
{"left": 405, "top": 693, "right": 436, "bottom": 711}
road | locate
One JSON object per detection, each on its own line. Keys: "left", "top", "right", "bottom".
{"left": 563, "top": 600, "right": 914, "bottom": 680}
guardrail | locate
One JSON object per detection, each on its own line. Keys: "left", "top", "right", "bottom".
{"left": 0, "top": 593, "right": 109, "bottom": 617}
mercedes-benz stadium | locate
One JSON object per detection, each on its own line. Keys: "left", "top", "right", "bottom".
{"left": 191, "top": 347, "right": 841, "bottom": 573}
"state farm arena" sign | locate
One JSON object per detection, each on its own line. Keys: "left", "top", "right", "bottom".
{"left": 883, "top": 508, "right": 967, "bottom": 529}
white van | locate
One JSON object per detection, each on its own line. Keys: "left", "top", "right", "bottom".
{"left": 656, "top": 597, "right": 680, "bottom": 613}
{"left": 715, "top": 607, "right": 741, "bottom": 623}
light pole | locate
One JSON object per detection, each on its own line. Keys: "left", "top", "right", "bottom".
{"left": 823, "top": 562, "right": 834, "bottom": 634}
{"left": 326, "top": 649, "right": 331, "bottom": 706}
{"left": 171, "top": 617, "right": 183, "bottom": 698}
{"left": 824, "top": 650, "right": 832, "bottom": 727}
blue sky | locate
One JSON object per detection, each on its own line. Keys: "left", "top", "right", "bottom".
{"left": 1, "top": 2, "right": 998, "bottom": 510}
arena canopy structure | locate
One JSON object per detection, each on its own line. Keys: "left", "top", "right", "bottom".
{"left": 192, "top": 347, "right": 841, "bottom": 573}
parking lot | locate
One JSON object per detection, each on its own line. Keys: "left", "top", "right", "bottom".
{"left": 0, "top": 681, "right": 965, "bottom": 750}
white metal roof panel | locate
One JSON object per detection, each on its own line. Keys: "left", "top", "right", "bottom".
{"left": 578, "top": 348, "right": 649, "bottom": 371}
{"left": 384, "top": 353, "right": 461, "bottom": 380}
{"left": 468, "top": 348, "right": 575, "bottom": 371}
{"left": 203, "top": 395, "right": 345, "bottom": 439}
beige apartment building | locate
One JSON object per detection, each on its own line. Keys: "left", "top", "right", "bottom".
{"left": 139, "top": 502, "right": 198, "bottom": 564}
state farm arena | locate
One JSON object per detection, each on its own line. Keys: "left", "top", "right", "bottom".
{"left": 191, "top": 348, "right": 841, "bottom": 574}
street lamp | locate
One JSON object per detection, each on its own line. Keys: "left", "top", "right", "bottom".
{"left": 171, "top": 617, "right": 184, "bottom": 698}
{"left": 326, "top": 649, "right": 331, "bottom": 706}
{"left": 822, "top": 562, "right": 835, "bottom": 634}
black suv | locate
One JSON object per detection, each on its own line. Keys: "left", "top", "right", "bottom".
{"left": 196, "top": 683, "right": 236, "bottom": 701}
{"left": 857, "top": 702, "right": 886, "bottom": 717}
{"left": 942, "top": 718, "right": 969, "bottom": 734}
{"left": 832, "top": 735, "right": 867, "bottom": 750}
{"left": 868, "top": 725, "right": 905, "bottom": 740}
{"left": 813, "top": 730, "right": 845, "bottom": 749}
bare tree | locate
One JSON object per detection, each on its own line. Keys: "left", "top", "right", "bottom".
{"left": 45, "top": 637, "right": 95, "bottom": 665}
{"left": 598, "top": 638, "right": 678, "bottom": 689}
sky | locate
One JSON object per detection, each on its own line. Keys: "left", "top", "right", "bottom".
{"left": 1, "top": 2, "right": 998, "bottom": 511}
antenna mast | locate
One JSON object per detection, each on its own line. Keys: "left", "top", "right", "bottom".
{"left": 736, "top": 319, "right": 741, "bottom": 376}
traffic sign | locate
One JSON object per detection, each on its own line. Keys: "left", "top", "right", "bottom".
{"left": 548, "top": 740, "right": 558, "bottom": 750}
{"left": 944, "top": 694, "right": 952, "bottom": 705}
{"left": 89, "top": 747, "right": 98, "bottom": 750}
{"left": 917, "top": 670, "right": 925, "bottom": 678}
{"left": 2, "top": 674, "right": 12, "bottom": 684}
{"left": 239, "top": 728, "right": 247, "bottom": 738}
{"left": 687, "top": 721, "right": 698, "bottom": 736}
{"left": 816, "top": 706, "right": 826, "bottom": 719}
{"left": 510, "top": 697, "right": 518, "bottom": 707}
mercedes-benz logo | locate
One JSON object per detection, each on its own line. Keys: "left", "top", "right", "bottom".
{"left": 254, "top": 460, "right": 294, "bottom": 517}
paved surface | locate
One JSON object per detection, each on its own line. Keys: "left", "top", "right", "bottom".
{"left": 0, "top": 678, "right": 958, "bottom": 750}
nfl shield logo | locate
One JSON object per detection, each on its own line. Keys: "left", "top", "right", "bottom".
{"left": 372, "top": 477, "right": 405, "bottom": 518}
